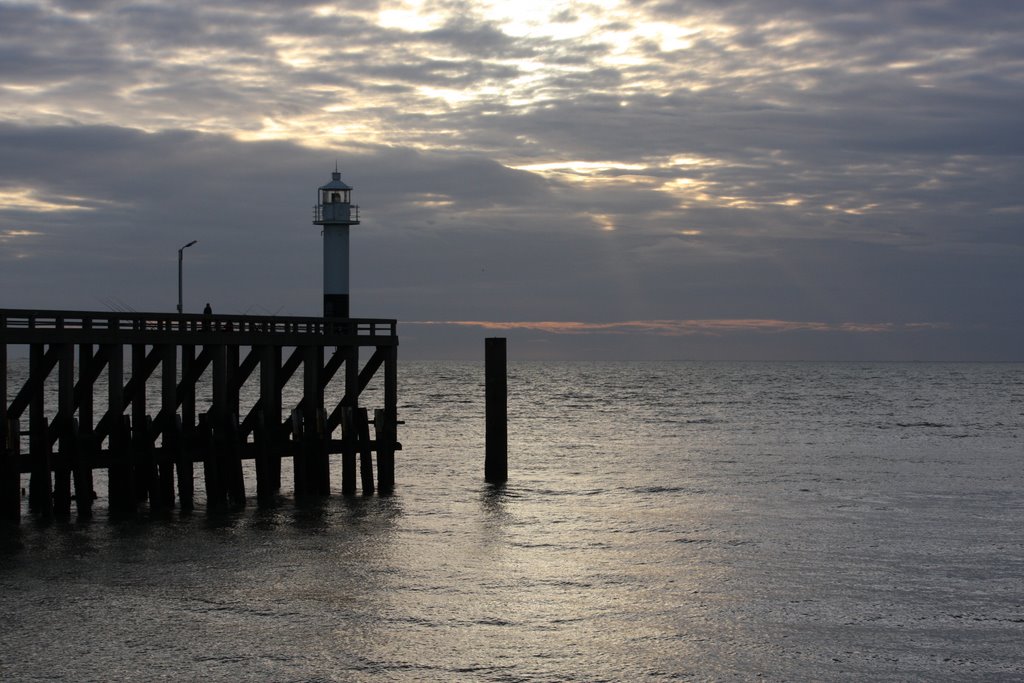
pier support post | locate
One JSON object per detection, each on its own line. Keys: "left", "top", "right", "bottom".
{"left": 291, "top": 409, "right": 308, "bottom": 497}
{"left": 303, "top": 345, "right": 328, "bottom": 495}
{"left": 2, "top": 418, "right": 20, "bottom": 523}
{"left": 200, "top": 412, "right": 225, "bottom": 508}
{"left": 205, "top": 345, "right": 230, "bottom": 509}
{"left": 378, "top": 344, "right": 397, "bottom": 491}
{"left": 178, "top": 345, "right": 196, "bottom": 511}
{"left": 254, "top": 410, "right": 272, "bottom": 504}
{"left": 340, "top": 407, "right": 357, "bottom": 495}
{"left": 374, "top": 408, "right": 395, "bottom": 493}
{"left": 136, "top": 415, "right": 160, "bottom": 510}
{"left": 224, "top": 412, "right": 245, "bottom": 507}
{"left": 107, "top": 343, "right": 136, "bottom": 515}
{"left": 53, "top": 343, "right": 74, "bottom": 515}
{"left": 131, "top": 344, "right": 152, "bottom": 504}
{"left": 28, "top": 343, "right": 52, "bottom": 514}
{"left": 357, "top": 407, "right": 374, "bottom": 495}
{"left": 258, "top": 344, "right": 282, "bottom": 496}
{"left": 485, "top": 337, "right": 508, "bottom": 483}
{"left": 315, "top": 408, "right": 330, "bottom": 496}
{"left": 158, "top": 344, "right": 177, "bottom": 509}
{"left": 109, "top": 415, "right": 135, "bottom": 515}
{"left": 169, "top": 415, "right": 187, "bottom": 512}
{"left": 0, "top": 335, "right": 13, "bottom": 522}
{"left": 74, "top": 343, "right": 96, "bottom": 518}
{"left": 223, "top": 347, "right": 244, "bottom": 507}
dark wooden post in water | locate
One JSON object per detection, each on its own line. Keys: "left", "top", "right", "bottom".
{"left": 223, "top": 344, "right": 245, "bottom": 506}
{"left": 2, "top": 417, "right": 19, "bottom": 523}
{"left": 206, "top": 344, "right": 229, "bottom": 508}
{"left": 339, "top": 406, "right": 357, "bottom": 495}
{"left": 74, "top": 339, "right": 96, "bottom": 518}
{"left": 53, "top": 342, "right": 74, "bottom": 515}
{"left": 256, "top": 344, "right": 282, "bottom": 501}
{"left": 158, "top": 343, "right": 177, "bottom": 509}
{"left": 178, "top": 344, "right": 196, "bottom": 511}
{"left": 374, "top": 407, "right": 395, "bottom": 492}
{"left": 107, "top": 341, "right": 135, "bottom": 514}
{"left": 302, "top": 344, "right": 328, "bottom": 497}
{"left": 376, "top": 345, "right": 398, "bottom": 492}
{"left": 485, "top": 337, "right": 508, "bottom": 483}
{"left": 0, "top": 324, "right": 13, "bottom": 522}
{"left": 1, "top": 308, "right": 400, "bottom": 521}
{"left": 342, "top": 344, "right": 359, "bottom": 494}
{"left": 28, "top": 343, "right": 51, "bottom": 514}
{"left": 1, "top": 320, "right": 20, "bottom": 522}
{"left": 130, "top": 343, "right": 149, "bottom": 505}
{"left": 357, "top": 407, "right": 374, "bottom": 495}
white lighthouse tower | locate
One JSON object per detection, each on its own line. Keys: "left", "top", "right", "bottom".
{"left": 313, "top": 167, "right": 360, "bottom": 318}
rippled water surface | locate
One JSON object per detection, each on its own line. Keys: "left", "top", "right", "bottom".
{"left": 2, "top": 361, "right": 1023, "bottom": 681}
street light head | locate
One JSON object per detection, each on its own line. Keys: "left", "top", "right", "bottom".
{"left": 184, "top": 240, "right": 198, "bottom": 248}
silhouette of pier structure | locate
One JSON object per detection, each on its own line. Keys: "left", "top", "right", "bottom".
{"left": 0, "top": 308, "right": 399, "bottom": 521}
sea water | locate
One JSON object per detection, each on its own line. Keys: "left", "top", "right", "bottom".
{"left": 1, "top": 361, "right": 1022, "bottom": 681}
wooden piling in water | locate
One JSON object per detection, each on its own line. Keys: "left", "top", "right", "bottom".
{"left": 171, "top": 415, "right": 191, "bottom": 512}
{"left": 485, "top": 337, "right": 508, "bottom": 483}
{"left": 314, "top": 408, "right": 330, "bottom": 496}
{"left": 200, "top": 412, "right": 225, "bottom": 508}
{"left": 130, "top": 343, "right": 150, "bottom": 504}
{"left": 179, "top": 344, "right": 196, "bottom": 510}
{"left": 0, "top": 330, "right": 13, "bottom": 522}
{"left": 107, "top": 342, "right": 136, "bottom": 515}
{"left": 303, "top": 345, "right": 330, "bottom": 496}
{"left": 28, "top": 343, "right": 51, "bottom": 514}
{"left": 291, "top": 409, "right": 309, "bottom": 497}
{"left": 378, "top": 344, "right": 398, "bottom": 492}
{"left": 108, "top": 415, "right": 135, "bottom": 515}
{"left": 53, "top": 342, "right": 74, "bottom": 515}
{"left": 254, "top": 410, "right": 272, "bottom": 503}
{"left": 374, "top": 408, "right": 395, "bottom": 492}
{"left": 259, "top": 344, "right": 282, "bottom": 495}
{"left": 357, "top": 407, "right": 374, "bottom": 495}
{"left": 224, "top": 413, "right": 245, "bottom": 507}
{"left": 340, "top": 407, "right": 357, "bottom": 495}
{"left": 159, "top": 343, "right": 177, "bottom": 508}
{"left": 75, "top": 340, "right": 96, "bottom": 518}
{"left": 138, "top": 415, "right": 160, "bottom": 508}
{"left": 71, "top": 418, "right": 93, "bottom": 518}
{"left": 2, "top": 417, "right": 20, "bottom": 523}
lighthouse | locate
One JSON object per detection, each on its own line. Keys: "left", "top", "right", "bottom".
{"left": 313, "top": 167, "right": 360, "bottom": 318}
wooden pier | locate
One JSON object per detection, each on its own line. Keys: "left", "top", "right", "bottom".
{"left": 0, "top": 308, "right": 399, "bottom": 521}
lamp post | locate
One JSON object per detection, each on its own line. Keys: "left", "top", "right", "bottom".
{"left": 177, "top": 240, "right": 197, "bottom": 314}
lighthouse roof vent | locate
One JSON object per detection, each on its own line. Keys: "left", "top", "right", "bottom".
{"left": 319, "top": 171, "right": 352, "bottom": 191}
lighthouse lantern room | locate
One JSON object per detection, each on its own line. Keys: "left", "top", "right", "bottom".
{"left": 314, "top": 168, "right": 361, "bottom": 318}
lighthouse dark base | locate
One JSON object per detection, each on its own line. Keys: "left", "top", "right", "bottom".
{"left": 324, "top": 294, "right": 349, "bottom": 319}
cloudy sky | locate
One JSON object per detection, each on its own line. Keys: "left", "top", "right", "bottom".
{"left": 1, "top": 0, "right": 1021, "bottom": 359}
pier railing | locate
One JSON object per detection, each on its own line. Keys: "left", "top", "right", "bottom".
{"left": 0, "top": 308, "right": 395, "bottom": 344}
